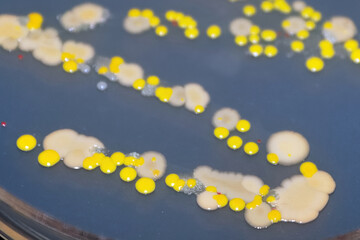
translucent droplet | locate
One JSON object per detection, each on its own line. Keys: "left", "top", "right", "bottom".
{"left": 94, "top": 56, "right": 110, "bottom": 71}
{"left": 127, "top": 152, "right": 140, "bottom": 158}
{"left": 104, "top": 72, "right": 118, "bottom": 81}
{"left": 79, "top": 64, "right": 91, "bottom": 74}
{"left": 141, "top": 84, "right": 156, "bottom": 97}
{"left": 182, "top": 178, "right": 205, "bottom": 195}
{"left": 97, "top": 81, "right": 108, "bottom": 91}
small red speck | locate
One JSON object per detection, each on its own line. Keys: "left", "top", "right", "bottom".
{"left": 18, "top": 54, "right": 23, "bottom": 60}
{"left": 257, "top": 139, "right": 262, "bottom": 143}
{"left": 217, "top": 192, "right": 222, "bottom": 195}
{"left": 171, "top": 21, "right": 178, "bottom": 27}
{"left": 1, "top": 121, "right": 6, "bottom": 127}
{"left": 277, "top": 31, "right": 290, "bottom": 38}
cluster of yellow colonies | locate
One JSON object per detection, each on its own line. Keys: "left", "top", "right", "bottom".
{"left": 234, "top": 0, "right": 293, "bottom": 58}
{"left": 279, "top": 3, "right": 359, "bottom": 72}
{"left": 128, "top": 8, "right": 163, "bottom": 35}
{"left": 231, "top": 0, "right": 360, "bottom": 72}
{"left": 16, "top": 135, "right": 156, "bottom": 195}
{"left": 303, "top": 37, "right": 360, "bottom": 72}
{"left": 84, "top": 153, "right": 156, "bottom": 194}
{"left": 236, "top": 1, "right": 314, "bottom": 64}
{"left": 259, "top": 0, "right": 293, "bottom": 14}
{"left": 97, "top": 56, "right": 124, "bottom": 75}
{"left": 165, "top": 173, "right": 197, "bottom": 192}
{"left": 164, "top": 161, "right": 319, "bottom": 224}
{"left": 130, "top": 8, "right": 222, "bottom": 40}
{"left": 165, "top": 173, "right": 281, "bottom": 223}
{"left": 214, "top": 119, "right": 259, "bottom": 155}
{"left": 62, "top": 52, "right": 84, "bottom": 73}
{"left": 59, "top": 2, "right": 359, "bottom": 76}
{"left": 165, "top": 10, "right": 199, "bottom": 39}
{"left": 133, "top": 75, "right": 205, "bottom": 114}
{"left": 235, "top": 25, "right": 279, "bottom": 58}
{"left": 246, "top": 184, "right": 281, "bottom": 223}
{"left": 15, "top": 130, "right": 322, "bottom": 223}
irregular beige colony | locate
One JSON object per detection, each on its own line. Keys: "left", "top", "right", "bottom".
{"left": 229, "top": 18, "right": 253, "bottom": 36}
{"left": 292, "top": 1, "right": 307, "bottom": 12}
{"left": 274, "top": 173, "right": 335, "bottom": 223}
{"left": 116, "top": 62, "right": 144, "bottom": 87}
{"left": 62, "top": 40, "right": 95, "bottom": 62}
{"left": 123, "top": 16, "right": 151, "bottom": 34}
{"left": 306, "top": 170, "right": 336, "bottom": 194}
{"left": 196, "top": 191, "right": 218, "bottom": 211}
{"left": 0, "top": 14, "right": 28, "bottom": 51}
{"left": 72, "top": 3, "right": 108, "bottom": 26}
{"left": 43, "top": 129, "right": 104, "bottom": 169}
{"left": 266, "top": 130, "right": 310, "bottom": 166}
{"left": 212, "top": 107, "right": 240, "bottom": 131}
{"left": 193, "top": 166, "right": 264, "bottom": 202}
{"left": 60, "top": 11, "right": 82, "bottom": 31}
{"left": 169, "top": 86, "right": 186, "bottom": 107}
{"left": 136, "top": 151, "right": 167, "bottom": 180}
{"left": 19, "top": 28, "right": 62, "bottom": 52}
{"left": 1, "top": 38, "right": 18, "bottom": 51}
{"left": 33, "top": 45, "right": 62, "bottom": 66}
{"left": 244, "top": 202, "right": 272, "bottom": 229}
{"left": 60, "top": 3, "right": 109, "bottom": 31}
{"left": 323, "top": 16, "right": 357, "bottom": 43}
{"left": 282, "top": 16, "right": 307, "bottom": 35}
{"left": 184, "top": 83, "right": 210, "bottom": 113}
